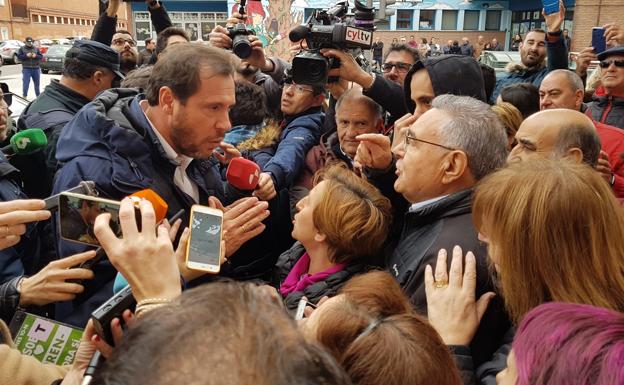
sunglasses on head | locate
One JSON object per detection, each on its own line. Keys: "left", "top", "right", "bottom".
{"left": 599, "top": 59, "right": 624, "bottom": 69}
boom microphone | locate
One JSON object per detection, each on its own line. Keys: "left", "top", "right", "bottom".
{"left": 226, "top": 157, "right": 261, "bottom": 191}
{"left": 1, "top": 128, "right": 47, "bottom": 156}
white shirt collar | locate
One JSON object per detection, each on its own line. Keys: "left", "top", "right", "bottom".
{"left": 409, "top": 195, "right": 448, "bottom": 213}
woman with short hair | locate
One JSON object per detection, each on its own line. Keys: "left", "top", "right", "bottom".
{"left": 273, "top": 164, "right": 392, "bottom": 311}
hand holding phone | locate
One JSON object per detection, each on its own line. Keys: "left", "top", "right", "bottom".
{"left": 94, "top": 198, "right": 182, "bottom": 303}
{"left": 185, "top": 205, "right": 224, "bottom": 274}
{"left": 592, "top": 27, "right": 607, "bottom": 54}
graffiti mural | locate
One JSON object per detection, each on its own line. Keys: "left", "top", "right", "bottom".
{"left": 228, "top": 0, "right": 308, "bottom": 58}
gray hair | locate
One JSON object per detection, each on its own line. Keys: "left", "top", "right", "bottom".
{"left": 548, "top": 69, "right": 585, "bottom": 92}
{"left": 335, "top": 89, "right": 384, "bottom": 123}
{"left": 432, "top": 94, "right": 508, "bottom": 180}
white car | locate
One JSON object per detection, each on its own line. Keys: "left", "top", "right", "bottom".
{"left": 0, "top": 40, "right": 25, "bottom": 64}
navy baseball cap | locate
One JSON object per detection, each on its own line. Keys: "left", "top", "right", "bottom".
{"left": 597, "top": 45, "right": 624, "bottom": 61}
{"left": 66, "top": 39, "right": 125, "bottom": 80}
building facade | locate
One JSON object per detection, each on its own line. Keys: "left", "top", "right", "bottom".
{"left": 0, "top": 0, "right": 130, "bottom": 41}
{"left": 129, "top": 0, "right": 228, "bottom": 45}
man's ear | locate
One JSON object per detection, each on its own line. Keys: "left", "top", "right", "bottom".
{"left": 564, "top": 147, "right": 584, "bottom": 164}
{"left": 574, "top": 89, "right": 585, "bottom": 110}
{"left": 441, "top": 150, "right": 470, "bottom": 185}
{"left": 313, "top": 93, "right": 326, "bottom": 107}
{"left": 159, "top": 86, "right": 175, "bottom": 115}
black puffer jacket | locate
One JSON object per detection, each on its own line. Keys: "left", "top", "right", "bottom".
{"left": 272, "top": 242, "right": 366, "bottom": 312}
{"left": 384, "top": 189, "right": 510, "bottom": 368}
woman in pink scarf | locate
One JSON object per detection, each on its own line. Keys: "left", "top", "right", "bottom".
{"left": 273, "top": 165, "right": 392, "bottom": 312}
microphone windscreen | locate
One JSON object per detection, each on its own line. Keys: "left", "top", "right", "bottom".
{"left": 130, "top": 189, "right": 168, "bottom": 223}
{"left": 226, "top": 157, "right": 261, "bottom": 190}
{"left": 289, "top": 25, "right": 309, "bottom": 42}
{"left": 10, "top": 128, "right": 48, "bottom": 155}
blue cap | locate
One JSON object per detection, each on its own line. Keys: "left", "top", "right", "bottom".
{"left": 597, "top": 45, "right": 624, "bottom": 61}
{"left": 66, "top": 39, "right": 125, "bottom": 79}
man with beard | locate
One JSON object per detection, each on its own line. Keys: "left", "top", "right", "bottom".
{"left": 111, "top": 30, "right": 140, "bottom": 75}
{"left": 490, "top": 1, "right": 568, "bottom": 102}
{"left": 52, "top": 44, "right": 271, "bottom": 326}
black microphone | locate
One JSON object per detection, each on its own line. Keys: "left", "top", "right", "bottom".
{"left": 81, "top": 351, "right": 103, "bottom": 385}
{"left": 289, "top": 25, "right": 310, "bottom": 42}
{"left": 43, "top": 181, "right": 98, "bottom": 211}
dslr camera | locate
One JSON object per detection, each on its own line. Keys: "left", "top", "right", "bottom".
{"left": 227, "top": 0, "right": 255, "bottom": 59}
{"left": 288, "top": 1, "right": 375, "bottom": 88}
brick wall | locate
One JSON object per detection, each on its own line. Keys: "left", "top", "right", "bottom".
{"left": 571, "top": 0, "right": 624, "bottom": 52}
{"left": 0, "top": 0, "right": 131, "bottom": 40}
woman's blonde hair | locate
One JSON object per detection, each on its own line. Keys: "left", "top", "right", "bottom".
{"left": 312, "top": 164, "right": 392, "bottom": 264}
{"left": 473, "top": 159, "right": 624, "bottom": 325}
{"left": 491, "top": 102, "right": 523, "bottom": 149}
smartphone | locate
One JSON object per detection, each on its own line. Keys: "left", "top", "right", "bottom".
{"left": 59, "top": 192, "right": 124, "bottom": 246}
{"left": 185, "top": 205, "right": 223, "bottom": 274}
{"left": 592, "top": 27, "right": 606, "bottom": 54}
{"left": 542, "top": 0, "right": 559, "bottom": 15}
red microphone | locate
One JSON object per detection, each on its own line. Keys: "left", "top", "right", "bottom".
{"left": 226, "top": 157, "right": 261, "bottom": 190}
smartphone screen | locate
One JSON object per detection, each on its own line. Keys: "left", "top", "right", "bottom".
{"left": 592, "top": 27, "right": 606, "bottom": 54}
{"left": 59, "top": 193, "right": 121, "bottom": 246}
{"left": 186, "top": 207, "right": 223, "bottom": 272}
{"left": 542, "top": 0, "right": 559, "bottom": 15}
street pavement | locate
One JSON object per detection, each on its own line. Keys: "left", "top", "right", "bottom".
{"left": 0, "top": 63, "right": 61, "bottom": 101}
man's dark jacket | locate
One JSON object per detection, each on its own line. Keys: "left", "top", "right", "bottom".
{"left": 586, "top": 86, "right": 624, "bottom": 129}
{"left": 91, "top": 5, "right": 172, "bottom": 46}
{"left": 384, "top": 190, "right": 509, "bottom": 367}
{"left": 14, "top": 79, "right": 91, "bottom": 198}
{"left": 16, "top": 46, "right": 42, "bottom": 68}
{"left": 52, "top": 89, "right": 248, "bottom": 325}
{"left": 491, "top": 33, "right": 568, "bottom": 102}
{"left": 364, "top": 75, "right": 408, "bottom": 127}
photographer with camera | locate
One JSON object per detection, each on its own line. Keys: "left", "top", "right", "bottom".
{"left": 209, "top": 11, "right": 289, "bottom": 120}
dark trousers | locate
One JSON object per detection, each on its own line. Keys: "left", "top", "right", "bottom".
{"left": 22, "top": 67, "right": 41, "bottom": 98}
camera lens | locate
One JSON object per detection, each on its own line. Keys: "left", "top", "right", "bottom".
{"left": 232, "top": 35, "right": 252, "bottom": 59}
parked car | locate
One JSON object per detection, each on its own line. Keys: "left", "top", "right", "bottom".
{"left": 52, "top": 38, "right": 72, "bottom": 46}
{"left": 0, "top": 40, "right": 24, "bottom": 64}
{"left": 41, "top": 44, "right": 72, "bottom": 74}
{"left": 480, "top": 51, "right": 522, "bottom": 72}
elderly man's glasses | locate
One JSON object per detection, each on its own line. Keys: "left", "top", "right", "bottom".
{"left": 112, "top": 38, "right": 137, "bottom": 47}
{"left": 284, "top": 82, "right": 314, "bottom": 94}
{"left": 382, "top": 62, "right": 412, "bottom": 73}
{"left": 404, "top": 131, "right": 456, "bottom": 151}
{"left": 599, "top": 59, "right": 624, "bottom": 69}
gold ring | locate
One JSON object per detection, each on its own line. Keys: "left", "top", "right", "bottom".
{"left": 2, "top": 225, "right": 9, "bottom": 235}
{"left": 241, "top": 224, "right": 247, "bottom": 233}
{"left": 434, "top": 281, "right": 449, "bottom": 289}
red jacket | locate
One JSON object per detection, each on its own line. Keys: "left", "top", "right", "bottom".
{"left": 593, "top": 120, "right": 624, "bottom": 199}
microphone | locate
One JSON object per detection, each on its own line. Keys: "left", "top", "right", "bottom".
{"left": 129, "top": 189, "right": 168, "bottom": 223}
{"left": 1, "top": 128, "right": 47, "bottom": 156}
{"left": 226, "top": 157, "right": 260, "bottom": 191}
{"left": 289, "top": 25, "right": 310, "bottom": 42}
{"left": 43, "top": 181, "right": 98, "bottom": 211}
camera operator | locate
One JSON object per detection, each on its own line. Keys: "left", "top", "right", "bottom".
{"left": 209, "top": 12, "right": 289, "bottom": 120}
{"left": 322, "top": 43, "right": 419, "bottom": 129}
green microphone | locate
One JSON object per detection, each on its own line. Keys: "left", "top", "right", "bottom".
{"left": 2, "top": 128, "right": 48, "bottom": 156}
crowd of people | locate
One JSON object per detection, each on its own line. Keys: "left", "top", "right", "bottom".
{"left": 1, "top": 0, "right": 624, "bottom": 384}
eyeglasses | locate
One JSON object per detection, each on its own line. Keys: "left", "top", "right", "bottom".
{"left": 404, "top": 131, "right": 456, "bottom": 151}
{"left": 382, "top": 62, "right": 412, "bottom": 73}
{"left": 112, "top": 38, "right": 137, "bottom": 47}
{"left": 599, "top": 59, "right": 624, "bottom": 69}
{"left": 284, "top": 82, "right": 314, "bottom": 94}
